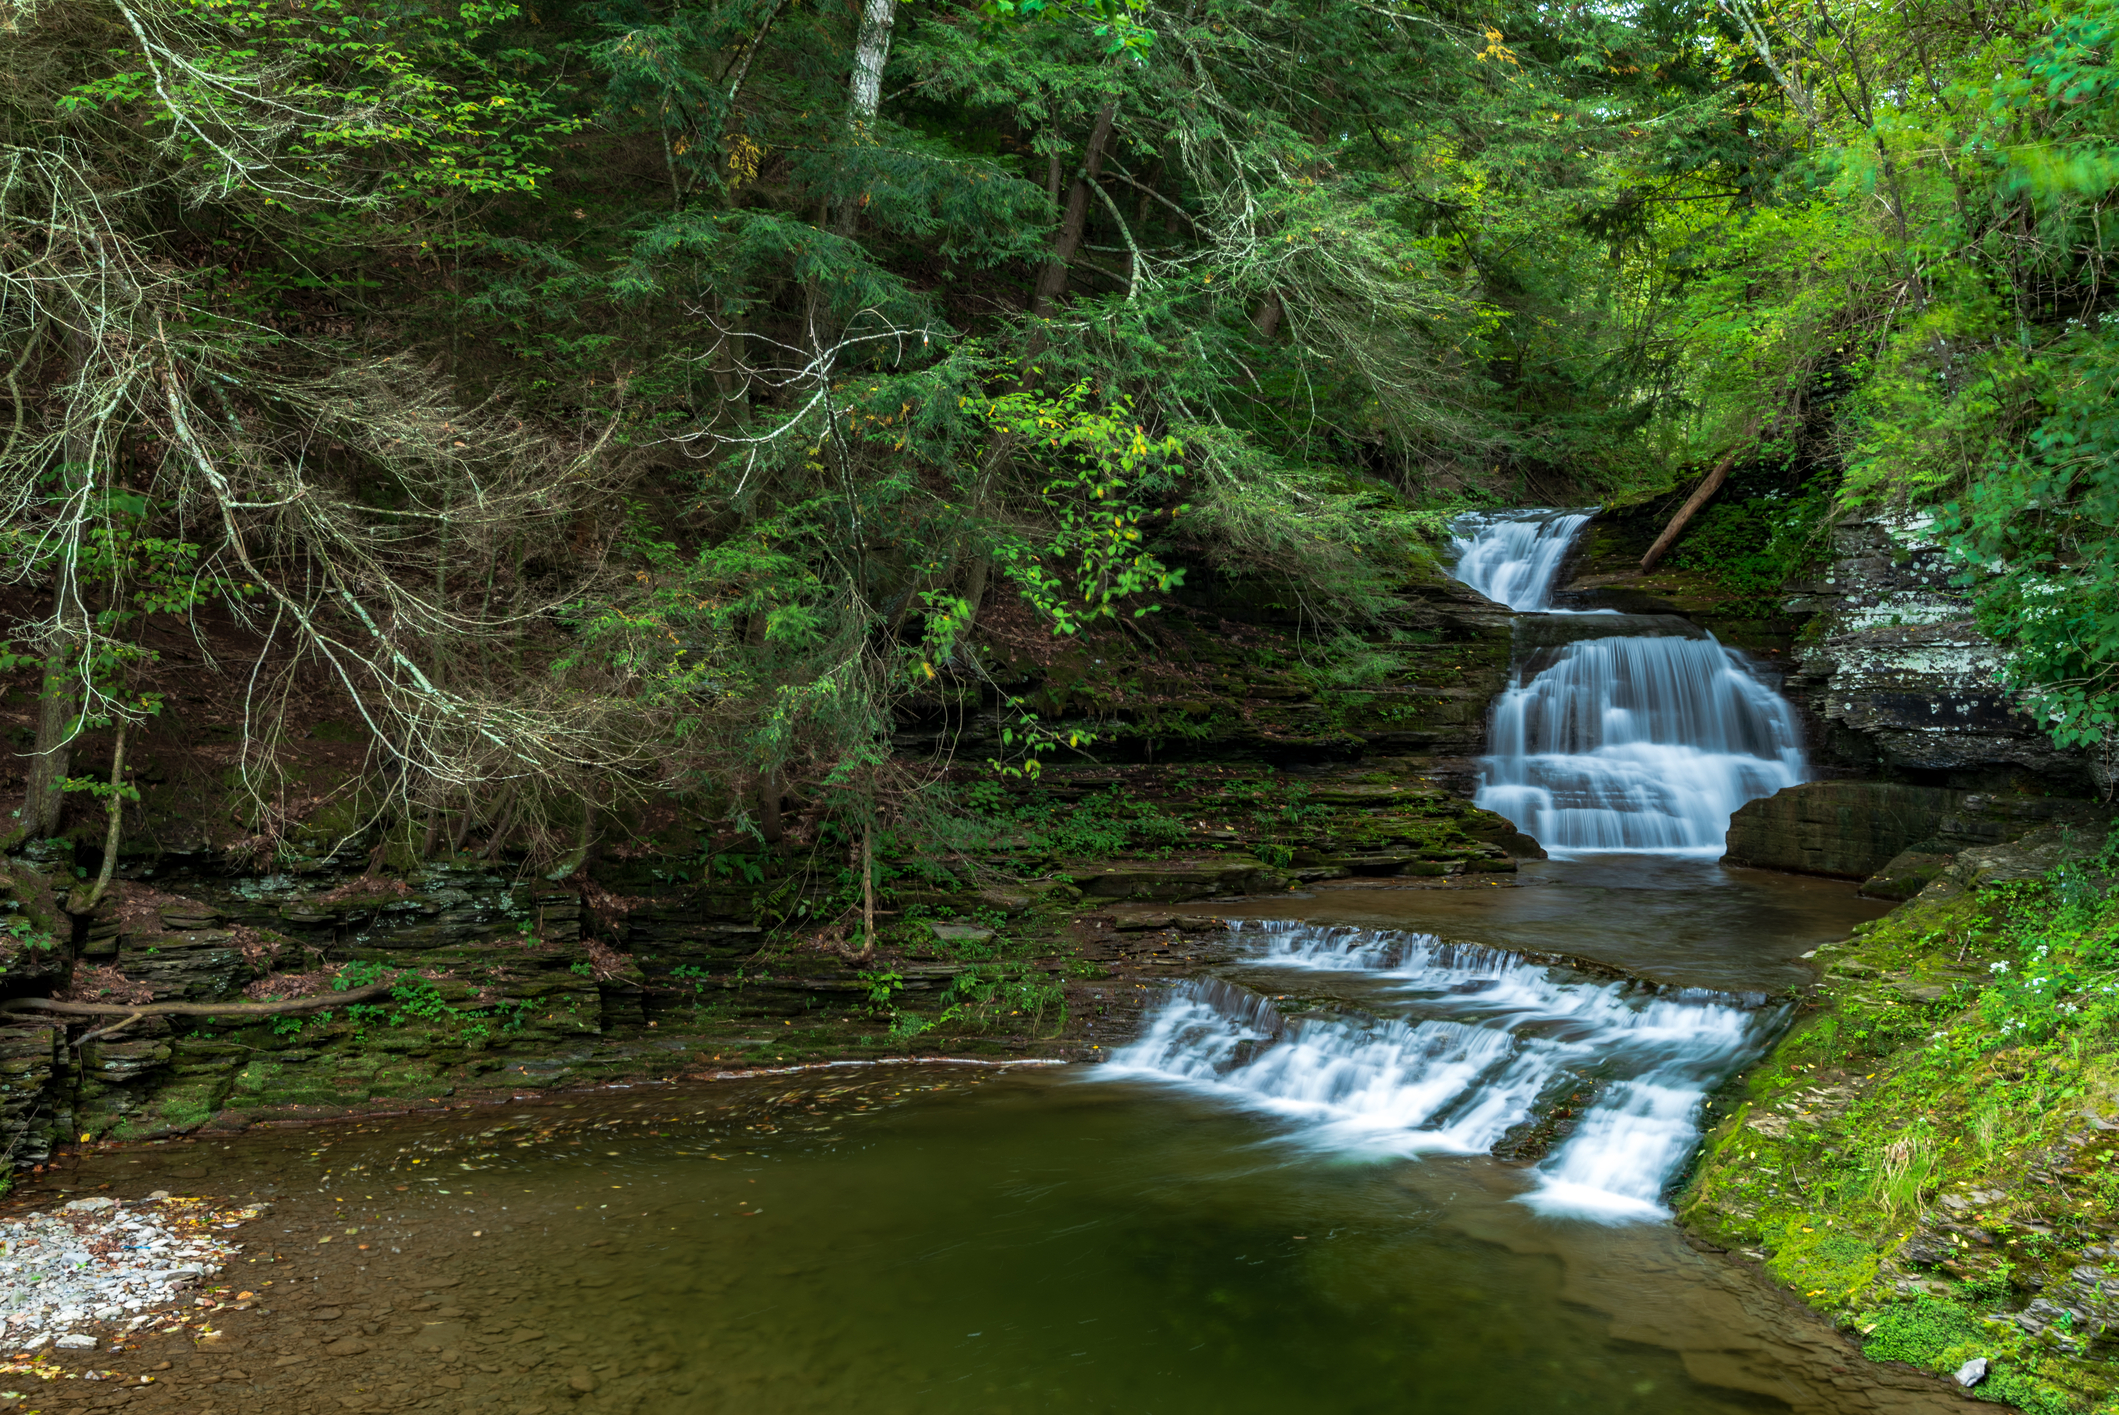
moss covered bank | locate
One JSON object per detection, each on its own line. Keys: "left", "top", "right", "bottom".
{"left": 1682, "top": 827, "right": 2119, "bottom": 1413}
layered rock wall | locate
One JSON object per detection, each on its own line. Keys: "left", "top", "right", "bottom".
{"left": 1783, "top": 511, "right": 2104, "bottom": 793}
{"left": 1724, "top": 780, "right": 2113, "bottom": 891}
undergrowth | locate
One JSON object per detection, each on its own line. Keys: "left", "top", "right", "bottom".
{"left": 1682, "top": 828, "right": 2119, "bottom": 1413}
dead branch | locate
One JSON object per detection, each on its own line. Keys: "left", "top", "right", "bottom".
{"left": 3, "top": 981, "right": 390, "bottom": 1020}
{"left": 1640, "top": 445, "right": 1743, "bottom": 573}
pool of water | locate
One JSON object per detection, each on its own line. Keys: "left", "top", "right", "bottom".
{"left": 1178, "top": 854, "right": 1893, "bottom": 993}
{"left": 33, "top": 860, "right": 1945, "bottom": 1415}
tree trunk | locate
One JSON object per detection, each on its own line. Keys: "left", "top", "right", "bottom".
{"left": 20, "top": 329, "right": 95, "bottom": 840}
{"left": 1640, "top": 448, "right": 1742, "bottom": 573}
{"left": 759, "top": 767, "right": 783, "bottom": 846}
{"left": 846, "top": 0, "right": 896, "bottom": 130}
{"left": 859, "top": 809, "right": 876, "bottom": 957}
{"left": 1252, "top": 291, "right": 1285, "bottom": 339}
{"left": 1031, "top": 102, "right": 1119, "bottom": 318}
{"left": 956, "top": 553, "right": 990, "bottom": 656}
{"left": 19, "top": 651, "right": 76, "bottom": 839}
{"left": 67, "top": 720, "right": 127, "bottom": 914}
{"left": 833, "top": 0, "right": 898, "bottom": 237}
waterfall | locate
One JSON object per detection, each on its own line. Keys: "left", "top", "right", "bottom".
{"left": 1450, "top": 509, "right": 1808, "bottom": 855}
{"left": 1103, "top": 920, "right": 1777, "bottom": 1222}
{"left": 1448, "top": 509, "right": 1595, "bottom": 612}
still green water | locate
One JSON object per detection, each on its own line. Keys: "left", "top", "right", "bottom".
{"left": 62, "top": 860, "right": 1955, "bottom": 1414}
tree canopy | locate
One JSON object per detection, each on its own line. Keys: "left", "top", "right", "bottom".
{"left": 3, "top": 0, "right": 2115, "bottom": 864}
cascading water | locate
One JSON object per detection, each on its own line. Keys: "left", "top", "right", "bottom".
{"left": 1450, "top": 509, "right": 1808, "bottom": 854}
{"left": 1448, "top": 509, "right": 1596, "bottom": 612}
{"left": 1105, "top": 920, "right": 1778, "bottom": 1222}
{"left": 1480, "top": 636, "right": 1808, "bottom": 854}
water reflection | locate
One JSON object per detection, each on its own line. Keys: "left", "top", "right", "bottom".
{"left": 43, "top": 1055, "right": 1954, "bottom": 1415}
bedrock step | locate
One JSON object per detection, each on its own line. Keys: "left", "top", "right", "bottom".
{"left": 1721, "top": 779, "right": 2114, "bottom": 882}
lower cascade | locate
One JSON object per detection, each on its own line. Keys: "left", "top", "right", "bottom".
{"left": 1105, "top": 920, "right": 1780, "bottom": 1222}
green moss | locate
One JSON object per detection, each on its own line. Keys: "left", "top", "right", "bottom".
{"left": 1682, "top": 839, "right": 2119, "bottom": 1412}
{"left": 1864, "top": 1299, "right": 2074, "bottom": 1414}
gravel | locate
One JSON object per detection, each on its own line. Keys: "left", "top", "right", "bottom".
{"left": 0, "top": 1194, "right": 258, "bottom": 1351}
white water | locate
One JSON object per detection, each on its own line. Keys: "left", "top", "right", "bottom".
{"left": 1104, "top": 920, "right": 1774, "bottom": 1222}
{"left": 1480, "top": 636, "right": 1808, "bottom": 855}
{"left": 1450, "top": 509, "right": 1807, "bottom": 855}
{"left": 1448, "top": 509, "right": 1596, "bottom": 611}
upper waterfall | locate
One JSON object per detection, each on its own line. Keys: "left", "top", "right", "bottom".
{"left": 1447, "top": 509, "right": 1595, "bottom": 611}
{"left": 1448, "top": 509, "right": 1808, "bottom": 855}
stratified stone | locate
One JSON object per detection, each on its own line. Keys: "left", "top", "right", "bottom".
{"left": 1724, "top": 780, "right": 2111, "bottom": 879}
{"left": 1781, "top": 510, "right": 2106, "bottom": 792}
{"left": 114, "top": 931, "right": 255, "bottom": 1001}
{"left": 0, "top": 1024, "right": 65, "bottom": 1163}
{"left": 1065, "top": 858, "right": 1289, "bottom": 902}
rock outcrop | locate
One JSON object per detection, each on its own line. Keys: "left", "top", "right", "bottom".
{"left": 1782, "top": 509, "right": 2106, "bottom": 793}
{"left": 1723, "top": 780, "right": 2111, "bottom": 889}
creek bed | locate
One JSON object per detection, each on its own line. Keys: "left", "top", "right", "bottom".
{"left": 5, "top": 857, "right": 1962, "bottom": 1415}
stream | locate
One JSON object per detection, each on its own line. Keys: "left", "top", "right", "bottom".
{"left": 17, "top": 512, "right": 1970, "bottom": 1414}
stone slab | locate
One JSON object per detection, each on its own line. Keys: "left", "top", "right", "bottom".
{"left": 1724, "top": 780, "right": 2113, "bottom": 879}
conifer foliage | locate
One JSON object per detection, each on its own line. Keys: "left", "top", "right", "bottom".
{"left": 2, "top": 0, "right": 2115, "bottom": 862}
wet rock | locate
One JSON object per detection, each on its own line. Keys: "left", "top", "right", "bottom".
{"left": 1858, "top": 847, "right": 1955, "bottom": 901}
{"left": 924, "top": 923, "right": 994, "bottom": 945}
{"left": 1783, "top": 509, "right": 2104, "bottom": 791}
{"left": 2012, "top": 1296, "right": 2097, "bottom": 1344}
{"left": 0, "top": 1025, "right": 67, "bottom": 1165}
{"left": 1723, "top": 780, "right": 2111, "bottom": 880}
{"left": 324, "top": 1337, "right": 371, "bottom": 1356}
{"left": 1954, "top": 1356, "right": 1988, "bottom": 1387}
{"left": 157, "top": 904, "right": 222, "bottom": 931}
{"left": 0, "top": 864, "right": 72, "bottom": 988}
{"left": 1510, "top": 612, "right": 1708, "bottom": 655}
{"left": 1066, "top": 859, "right": 1289, "bottom": 902}
{"left": 80, "top": 917, "right": 122, "bottom": 961}
{"left": 1939, "top": 827, "right": 2089, "bottom": 891}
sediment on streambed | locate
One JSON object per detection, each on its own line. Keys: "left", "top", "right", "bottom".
{"left": 0, "top": 1194, "right": 257, "bottom": 1355}
{"left": 1679, "top": 827, "right": 2119, "bottom": 1414}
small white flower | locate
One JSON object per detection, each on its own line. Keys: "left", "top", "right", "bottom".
{"left": 1990, "top": 961, "right": 2010, "bottom": 974}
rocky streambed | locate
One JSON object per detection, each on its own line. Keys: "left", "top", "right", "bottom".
{"left": 0, "top": 1194, "right": 253, "bottom": 1352}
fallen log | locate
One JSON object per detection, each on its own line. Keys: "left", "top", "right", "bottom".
{"left": 1639, "top": 446, "right": 1742, "bottom": 573}
{"left": 3, "top": 982, "right": 393, "bottom": 1046}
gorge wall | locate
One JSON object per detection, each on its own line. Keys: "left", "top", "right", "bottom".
{"left": 0, "top": 545, "right": 1543, "bottom": 1163}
